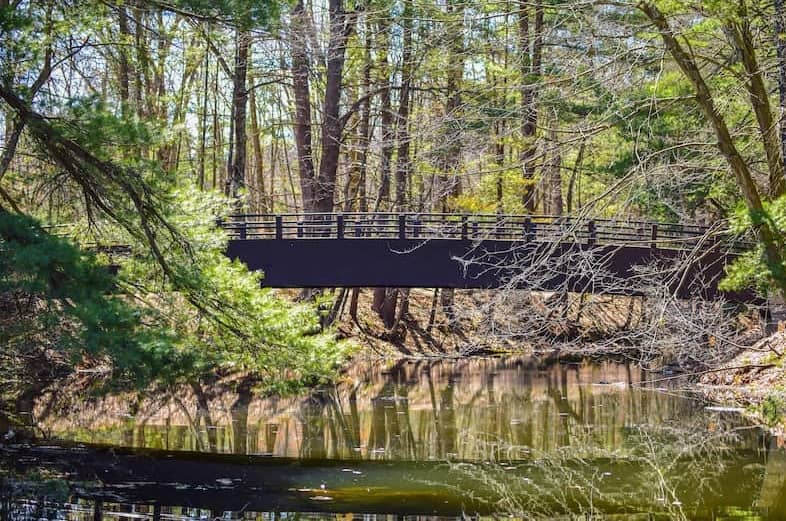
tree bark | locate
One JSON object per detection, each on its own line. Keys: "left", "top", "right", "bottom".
{"left": 374, "top": 19, "right": 393, "bottom": 211}
{"left": 433, "top": 0, "right": 465, "bottom": 315}
{"left": 438, "top": 0, "right": 464, "bottom": 211}
{"left": 198, "top": 27, "right": 210, "bottom": 190}
{"left": 776, "top": 0, "right": 786, "bottom": 184}
{"left": 547, "top": 119, "right": 562, "bottom": 215}
{"left": 290, "top": 0, "right": 317, "bottom": 210}
{"left": 314, "top": 0, "right": 356, "bottom": 212}
{"left": 730, "top": 14, "right": 786, "bottom": 197}
{"left": 249, "top": 75, "right": 268, "bottom": 212}
{"left": 519, "top": 0, "right": 542, "bottom": 212}
{"left": 0, "top": 119, "right": 24, "bottom": 183}
{"left": 226, "top": 29, "right": 250, "bottom": 200}
{"left": 117, "top": 3, "right": 132, "bottom": 108}
{"left": 566, "top": 139, "right": 585, "bottom": 214}
{"left": 357, "top": 25, "right": 372, "bottom": 212}
{"left": 0, "top": 29, "right": 53, "bottom": 182}
{"left": 394, "top": 1, "right": 413, "bottom": 211}
{"left": 132, "top": 5, "right": 151, "bottom": 119}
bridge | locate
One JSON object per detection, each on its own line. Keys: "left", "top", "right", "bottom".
{"left": 221, "top": 212, "right": 753, "bottom": 301}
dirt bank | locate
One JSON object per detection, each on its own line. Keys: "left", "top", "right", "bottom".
{"left": 699, "top": 331, "right": 786, "bottom": 434}
{"left": 325, "top": 288, "right": 672, "bottom": 359}
{"left": 332, "top": 288, "right": 782, "bottom": 431}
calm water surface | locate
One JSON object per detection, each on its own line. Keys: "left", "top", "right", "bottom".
{"left": 2, "top": 357, "right": 784, "bottom": 520}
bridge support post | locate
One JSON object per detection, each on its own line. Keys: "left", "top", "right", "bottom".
{"left": 239, "top": 221, "right": 247, "bottom": 240}
{"left": 414, "top": 217, "right": 421, "bottom": 238}
{"left": 93, "top": 500, "right": 103, "bottom": 521}
{"left": 275, "top": 216, "right": 283, "bottom": 239}
{"left": 337, "top": 214, "right": 344, "bottom": 239}
{"left": 588, "top": 220, "right": 596, "bottom": 247}
{"left": 297, "top": 220, "right": 304, "bottom": 238}
{"left": 399, "top": 214, "right": 406, "bottom": 239}
{"left": 523, "top": 217, "right": 535, "bottom": 242}
{"left": 461, "top": 214, "right": 468, "bottom": 240}
{"left": 650, "top": 224, "right": 658, "bottom": 249}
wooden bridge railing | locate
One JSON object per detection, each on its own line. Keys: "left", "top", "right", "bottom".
{"left": 219, "top": 213, "right": 721, "bottom": 250}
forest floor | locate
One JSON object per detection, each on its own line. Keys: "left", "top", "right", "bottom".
{"left": 699, "top": 331, "right": 786, "bottom": 434}
{"left": 324, "top": 288, "right": 676, "bottom": 359}
{"left": 332, "top": 288, "right": 514, "bottom": 358}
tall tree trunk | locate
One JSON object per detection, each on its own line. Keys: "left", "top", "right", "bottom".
{"left": 226, "top": 29, "right": 250, "bottom": 200}
{"left": 117, "top": 3, "right": 131, "bottom": 109}
{"left": 491, "top": 56, "right": 505, "bottom": 213}
{"left": 290, "top": 0, "right": 317, "bottom": 211}
{"left": 314, "top": 0, "right": 356, "bottom": 212}
{"left": 519, "top": 0, "right": 542, "bottom": 212}
{"left": 131, "top": 5, "right": 147, "bottom": 119}
{"left": 169, "top": 42, "right": 201, "bottom": 172}
{"left": 547, "top": 119, "right": 562, "bottom": 215}
{"left": 730, "top": 12, "right": 786, "bottom": 197}
{"left": 249, "top": 75, "right": 268, "bottom": 212}
{"left": 373, "top": 287, "right": 398, "bottom": 329}
{"left": 776, "top": 0, "right": 786, "bottom": 184}
{"left": 394, "top": 1, "right": 413, "bottom": 211}
{"left": 566, "top": 139, "right": 585, "bottom": 214}
{"left": 153, "top": 10, "right": 173, "bottom": 121}
{"left": 211, "top": 53, "right": 221, "bottom": 189}
{"left": 374, "top": 19, "right": 394, "bottom": 210}
{"left": 496, "top": 122, "right": 505, "bottom": 213}
{"left": 343, "top": 85, "right": 364, "bottom": 212}
{"left": 198, "top": 26, "right": 210, "bottom": 190}
{"left": 436, "top": 0, "right": 465, "bottom": 315}
{"left": 438, "top": 0, "right": 464, "bottom": 211}
{"left": 358, "top": 24, "right": 372, "bottom": 212}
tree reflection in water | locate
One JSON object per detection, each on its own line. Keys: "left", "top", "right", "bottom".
{"left": 33, "top": 357, "right": 766, "bottom": 462}
{"left": 1, "top": 356, "right": 783, "bottom": 519}
{"left": 446, "top": 415, "right": 767, "bottom": 519}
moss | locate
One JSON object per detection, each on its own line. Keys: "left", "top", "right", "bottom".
{"left": 758, "top": 394, "right": 786, "bottom": 427}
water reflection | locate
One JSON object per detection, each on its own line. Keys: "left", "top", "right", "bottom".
{"left": 35, "top": 358, "right": 765, "bottom": 460}
{"left": 2, "top": 357, "right": 784, "bottom": 519}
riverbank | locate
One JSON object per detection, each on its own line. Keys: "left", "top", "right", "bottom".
{"left": 331, "top": 288, "right": 680, "bottom": 359}
{"left": 335, "top": 288, "right": 786, "bottom": 433}
{"left": 699, "top": 331, "right": 786, "bottom": 435}
{"left": 4, "top": 285, "right": 773, "bottom": 443}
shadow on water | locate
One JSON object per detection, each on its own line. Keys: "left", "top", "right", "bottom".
{"left": 2, "top": 357, "right": 786, "bottom": 519}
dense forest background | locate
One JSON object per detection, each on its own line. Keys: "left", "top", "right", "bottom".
{"left": 4, "top": 0, "right": 786, "bottom": 399}
{"left": 7, "top": 1, "right": 786, "bottom": 222}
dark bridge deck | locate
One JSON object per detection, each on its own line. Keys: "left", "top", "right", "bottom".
{"left": 222, "top": 213, "right": 751, "bottom": 301}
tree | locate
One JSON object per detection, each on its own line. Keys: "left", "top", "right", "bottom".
{"left": 519, "top": 0, "right": 543, "bottom": 212}
{"left": 638, "top": 1, "right": 786, "bottom": 298}
{"left": 314, "top": 0, "right": 359, "bottom": 212}
{"left": 226, "top": 28, "right": 251, "bottom": 201}
{"left": 0, "top": 0, "right": 350, "bottom": 396}
{"left": 290, "top": 0, "right": 318, "bottom": 210}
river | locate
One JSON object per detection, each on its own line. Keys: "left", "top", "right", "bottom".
{"left": 1, "top": 357, "right": 783, "bottom": 519}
